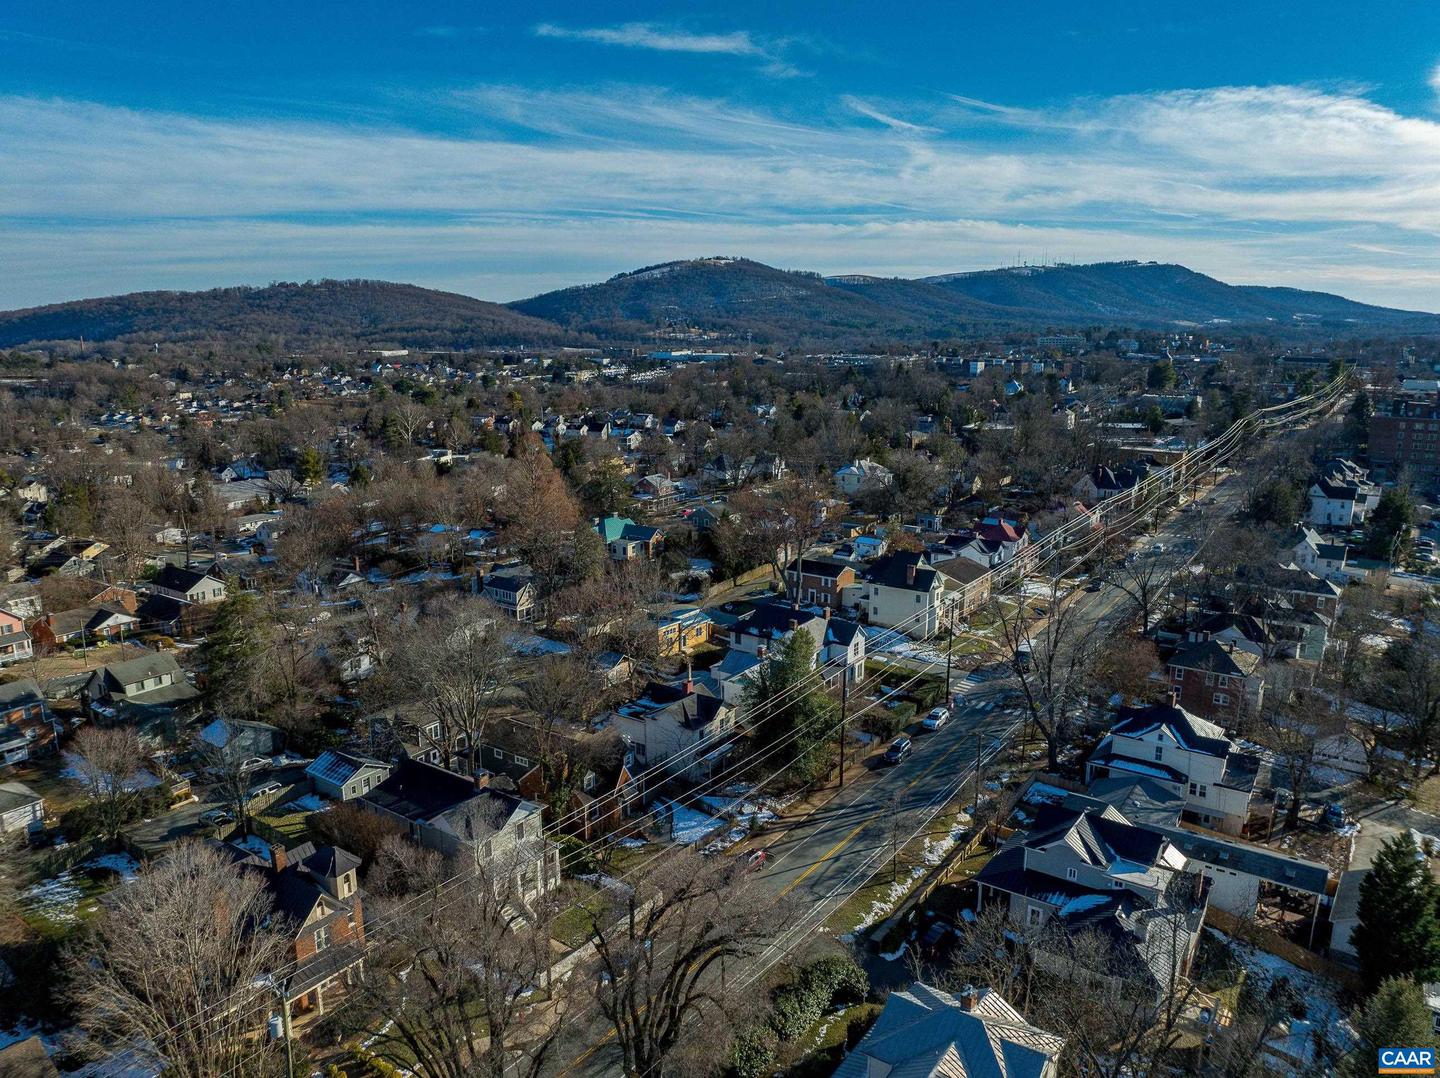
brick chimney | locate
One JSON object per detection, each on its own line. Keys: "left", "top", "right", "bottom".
{"left": 958, "top": 984, "right": 979, "bottom": 1011}
{"left": 683, "top": 659, "right": 694, "bottom": 695}
{"left": 906, "top": 562, "right": 917, "bottom": 586}
{"left": 269, "top": 843, "right": 287, "bottom": 872}
{"left": 1167, "top": 688, "right": 1180, "bottom": 708}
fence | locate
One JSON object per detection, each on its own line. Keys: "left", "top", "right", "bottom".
{"left": 1204, "top": 906, "right": 1362, "bottom": 993}
{"left": 704, "top": 564, "right": 775, "bottom": 598}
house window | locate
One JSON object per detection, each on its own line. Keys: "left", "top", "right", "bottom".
{"left": 1154, "top": 745, "right": 1164, "bottom": 761}
{"left": 494, "top": 749, "right": 505, "bottom": 760}
{"left": 1212, "top": 693, "right": 1230, "bottom": 707}
{"left": 583, "top": 773, "right": 596, "bottom": 792}
{"left": 1066, "top": 867, "right": 1078, "bottom": 880}
{"left": 1171, "top": 668, "right": 1183, "bottom": 682}
{"left": 1027, "top": 906, "right": 1042, "bottom": 926}
{"left": 315, "top": 924, "right": 331, "bottom": 951}
{"left": 514, "top": 755, "right": 531, "bottom": 767}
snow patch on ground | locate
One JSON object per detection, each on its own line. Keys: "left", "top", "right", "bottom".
{"left": 1208, "top": 928, "right": 1352, "bottom": 1066}
{"left": 1022, "top": 781, "right": 1071, "bottom": 806}
{"left": 20, "top": 873, "right": 84, "bottom": 926}
{"left": 851, "top": 871, "right": 925, "bottom": 936}
{"left": 655, "top": 801, "right": 726, "bottom": 846}
{"left": 83, "top": 853, "right": 140, "bottom": 881}
{"left": 922, "top": 818, "right": 970, "bottom": 866}
{"left": 578, "top": 873, "right": 635, "bottom": 896}
{"left": 280, "top": 793, "right": 327, "bottom": 813}
{"left": 231, "top": 834, "right": 273, "bottom": 862}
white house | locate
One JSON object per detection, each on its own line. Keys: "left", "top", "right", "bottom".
{"left": 611, "top": 678, "right": 736, "bottom": 782}
{"left": 1291, "top": 527, "right": 1350, "bottom": 583}
{"left": 833, "top": 458, "right": 893, "bottom": 496}
{"left": 1306, "top": 459, "right": 1380, "bottom": 528}
{"left": 849, "top": 551, "right": 954, "bottom": 638}
{"left": 0, "top": 781, "right": 44, "bottom": 834}
{"left": 1085, "top": 699, "right": 1260, "bottom": 836}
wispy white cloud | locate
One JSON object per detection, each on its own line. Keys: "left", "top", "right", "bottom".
{"left": 3, "top": 78, "right": 1440, "bottom": 309}
{"left": 414, "top": 25, "right": 486, "bottom": 39}
{"left": 842, "top": 96, "right": 937, "bottom": 134}
{"left": 1430, "top": 61, "right": 1440, "bottom": 97}
{"left": 532, "top": 22, "right": 802, "bottom": 76}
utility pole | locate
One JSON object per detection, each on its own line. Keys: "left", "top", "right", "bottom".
{"left": 944, "top": 608, "right": 955, "bottom": 702}
{"left": 973, "top": 729, "right": 983, "bottom": 821}
{"left": 837, "top": 673, "right": 850, "bottom": 790}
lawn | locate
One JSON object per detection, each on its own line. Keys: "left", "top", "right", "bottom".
{"left": 779, "top": 1002, "right": 882, "bottom": 1077}
{"left": 551, "top": 880, "right": 608, "bottom": 949}
{"left": 253, "top": 805, "right": 316, "bottom": 844}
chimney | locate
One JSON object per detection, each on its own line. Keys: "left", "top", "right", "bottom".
{"left": 1168, "top": 688, "right": 1180, "bottom": 708}
{"left": 353, "top": 553, "right": 361, "bottom": 573}
{"left": 473, "top": 771, "right": 490, "bottom": 790}
{"left": 958, "top": 985, "right": 980, "bottom": 1011}
{"left": 683, "top": 659, "right": 694, "bottom": 695}
{"left": 906, "top": 562, "right": 917, "bottom": 586}
{"left": 269, "top": 843, "right": 287, "bottom": 872}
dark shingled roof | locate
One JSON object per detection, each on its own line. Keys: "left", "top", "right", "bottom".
{"left": 863, "top": 551, "right": 939, "bottom": 592}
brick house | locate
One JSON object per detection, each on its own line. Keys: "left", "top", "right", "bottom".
{"left": 782, "top": 555, "right": 857, "bottom": 608}
{"left": 1165, "top": 639, "right": 1263, "bottom": 724}
{"left": 224, "top": 841, "right": 367, "bottom": 1023}
{"left": 31, "top": 604, "right": 139, "bottom": 651}
{"left": 0, "top": 679, "right": 54, "bottom": 766}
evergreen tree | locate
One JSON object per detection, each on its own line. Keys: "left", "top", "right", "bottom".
{"left": 1341, "top": 977, "right": 1438, "bottom": 1078}
{"left": 198, "top": 592, "right": 266, "bottom": 717}
{"left": 742, "top": 629, "right": 834, "bottom": 783}
{"left": 1353, "top": 833, "right": 1440, "bottom": 991}
{"left": 295, "top": 446, "right": 325, "bottom": 487}
{"left": 1365, "top": 487, "right": 1415, "bottom": 562}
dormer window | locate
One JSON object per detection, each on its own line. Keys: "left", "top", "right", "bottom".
{"left": 1066, "top": 867, "right": 1078, "bottom": 880}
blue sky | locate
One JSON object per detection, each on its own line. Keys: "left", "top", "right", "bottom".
{"left": 3, "top": 1, "right": 1440, "bottom": 310}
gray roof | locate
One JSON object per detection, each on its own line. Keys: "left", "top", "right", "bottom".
{"left": 0, "top": 679, "right": 44, "bottom": 709}
{"left": 0, "top": 781, "right": 42, "bottom": 814}
{"left": 834, "top": 983, "right": 1063, "bottom": 1078}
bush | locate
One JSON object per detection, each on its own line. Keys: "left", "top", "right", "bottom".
{"left": 861, "top": 702, "right": 915, "bottom": 742}
{"left": 557, "top": 834, "right": 600, "bottom": 877}
{"left": 913, "top": 681, "right": 945, "bottom": 709}
{"left": 806, "top": 954, "right": 868, "bottom": 1006}
{"left": 769, "top": 954, "right": 871, "bottom": 1040}
{"left": 728, "top": 1023, "right": 778, "bottom": 1078}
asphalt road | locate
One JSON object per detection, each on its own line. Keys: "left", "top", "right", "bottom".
{"left": 557, "top": 470, "right": 1258, "bottom": 1076}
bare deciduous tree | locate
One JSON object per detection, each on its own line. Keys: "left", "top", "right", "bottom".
{"left": 995, "top": 572, "right": 1094, "bottom": 771}
{"left": 70, "top": 842, "right": 289, "bottom": 1078}
{"left": 585, "top": 850, "right": 778, "bottom": 1078}
{"left": 359, "top": 847, "right": 568, "bottom": 1078}
{"left": 380, "top": 595, "right": 513, "bottom": 774}
{"left": 71, "top": 725, "right": 151, "bottom": 841}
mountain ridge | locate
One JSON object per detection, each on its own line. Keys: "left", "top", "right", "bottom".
{"left": 2, "top": 259, "right": 1436, "bottom": 350}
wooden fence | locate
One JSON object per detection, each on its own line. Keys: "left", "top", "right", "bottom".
{"left": 1204, "top": 906, "right": 1362, "bottom": 993}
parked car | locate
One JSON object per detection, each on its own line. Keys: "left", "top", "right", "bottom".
{"left": 1321, "top": 798, "right": 1349, "bottom": 831}
{"left": 239, "top": 756, "right": 268, "bottom": 775}
{"left": 921, "top": 706, "right": 951, "bottom": 732}
{"left": 882, "top": 737, "right": 912, "bottom": 766}
{"left": 1151, "top": 542, "right": 1166, "bottom": 555}
{"left": 246, "top": 781, "right": 283, "bottom": 801}
{"left": 199, "top": 808, "right": 234, "bottom": 826}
